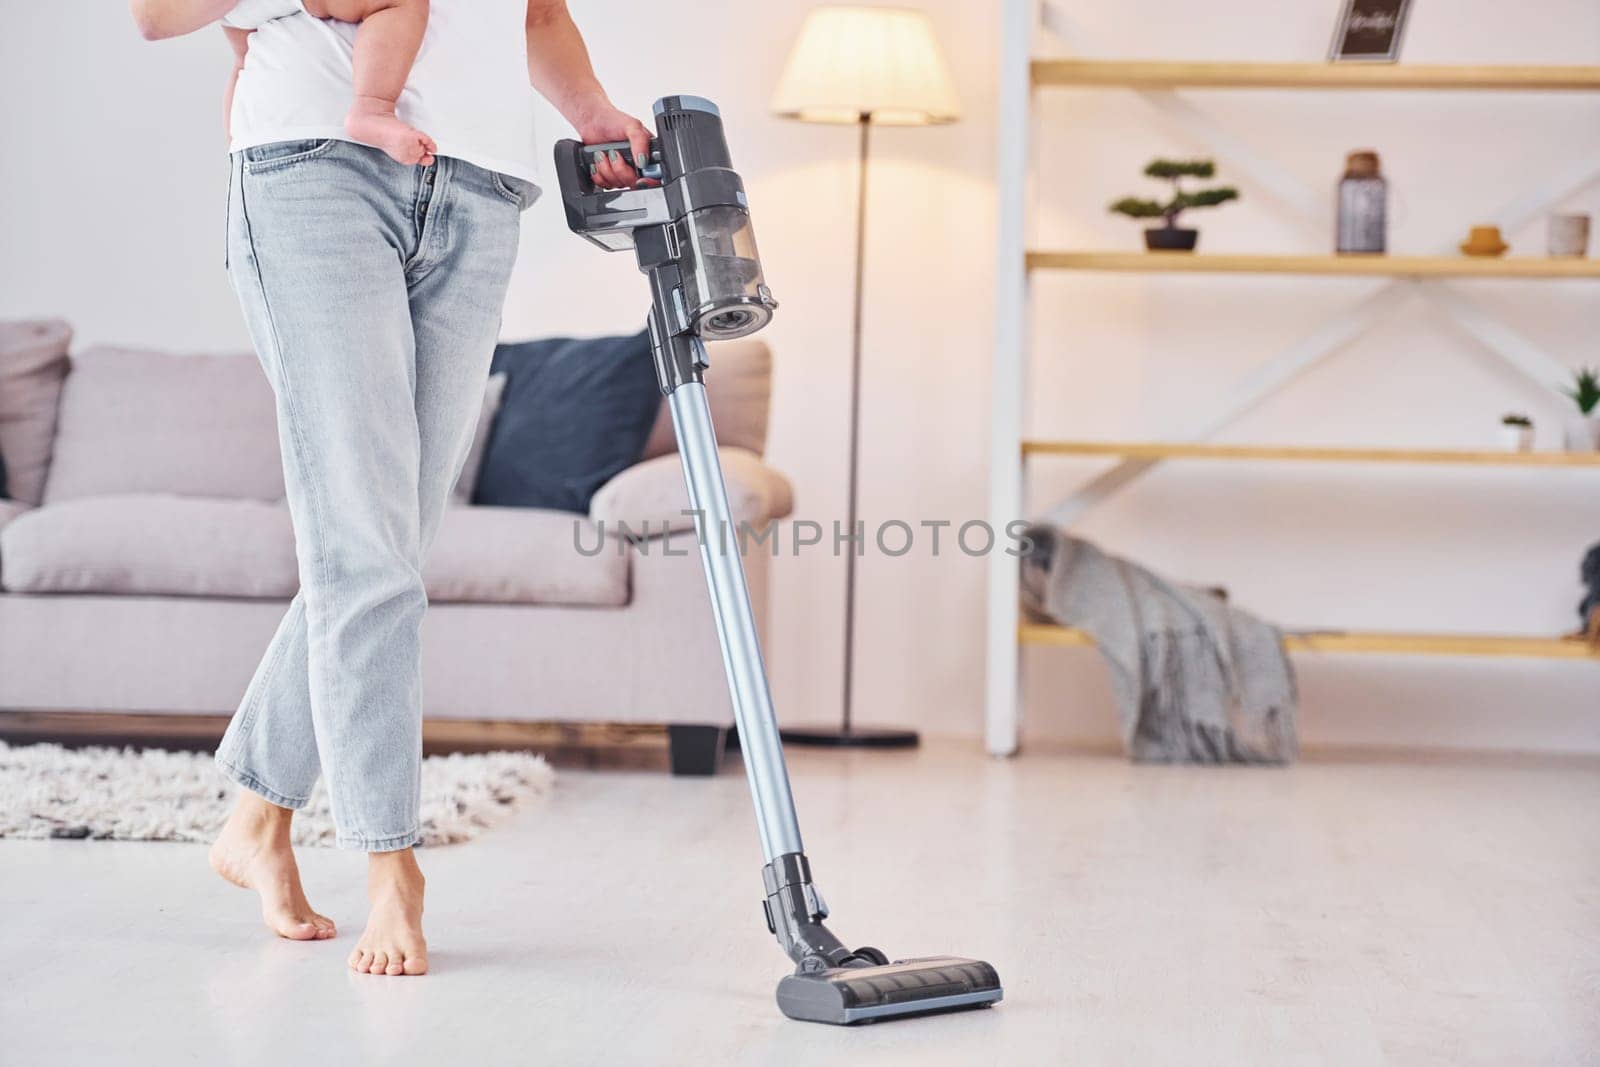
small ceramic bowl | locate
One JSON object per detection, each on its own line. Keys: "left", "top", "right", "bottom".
{"left": 1460, "top": 225, "right": 1508, "bottom": 257}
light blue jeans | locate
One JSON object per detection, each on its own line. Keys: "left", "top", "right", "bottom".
{"left": 216, "top": 139, "right": 537, "bottom": 850}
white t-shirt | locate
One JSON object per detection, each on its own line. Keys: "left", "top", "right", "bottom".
{"left": 227, "top": 0, "right": 541, "bottom": 182}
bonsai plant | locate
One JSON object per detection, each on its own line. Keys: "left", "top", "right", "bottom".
{"left": 1110, "top": 159, "right": 1239, "bottom": 252}
{"left": 1498, "top": 412, "right": 1534, "bottom": 452}
{"left": 1560, "top": 366, "right": 1600, "bottom": 452}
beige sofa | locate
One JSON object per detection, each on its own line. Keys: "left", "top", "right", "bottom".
{"left": 0, "top": 320, "right": 793, "bottom": 774}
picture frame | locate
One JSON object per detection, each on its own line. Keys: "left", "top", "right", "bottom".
{"left": 1328, "top": 0, "right": 1412, "bottom": 63}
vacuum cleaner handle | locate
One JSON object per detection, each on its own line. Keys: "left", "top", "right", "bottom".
{"left": 553, "top": 138, "right": 672, "bottom": 251}
{"left": 575, "top": 140, "right": 665, "bottom": 183}
{"left": 554, "top": 138, "right": 663, "bottom": 192}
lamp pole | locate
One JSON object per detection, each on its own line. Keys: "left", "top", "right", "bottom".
{"left": 781, "top": 112, "right": 919, "bottom": 749}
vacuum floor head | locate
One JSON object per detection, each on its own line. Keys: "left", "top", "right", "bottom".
{"left": 776, "top": 956, "right": 1003, "bottom": 1025}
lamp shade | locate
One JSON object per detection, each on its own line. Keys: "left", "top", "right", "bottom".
{"left": 771, "top": 6, "right": 960, "bottom": 125}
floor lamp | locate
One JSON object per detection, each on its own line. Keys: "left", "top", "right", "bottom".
{"left": 770, "top": 6, "right": 961, "bottom": 747}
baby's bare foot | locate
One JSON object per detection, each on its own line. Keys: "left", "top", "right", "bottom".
{"left": 209, "top": 791, "right": 336, "bottom": 941}
{"left": 349, "top": 849, "right": 428, "bottom": 976}
{"left": 346, "top": 95, "right": 436, "bottom": 166}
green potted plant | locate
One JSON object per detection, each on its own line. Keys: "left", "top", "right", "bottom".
{"left": 1560, "top": 366, "right": 1600, "bottom": 452}
{"left": 1110, "top": 159, "right": 1239, "bottom": 252}
{"left": 1498, "top": 412, "right": 1534, "bottom": 452}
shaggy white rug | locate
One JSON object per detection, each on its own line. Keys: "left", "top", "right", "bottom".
{"left": 0, "top": 741, "right": 553, "bottom": 847}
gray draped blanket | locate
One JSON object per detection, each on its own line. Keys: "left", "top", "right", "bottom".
{"left": 1020, "top": 526, "right": 1298, "bottom": 764}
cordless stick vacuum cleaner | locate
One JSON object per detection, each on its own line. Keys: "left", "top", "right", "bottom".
{"left": 555, "top": 96, "right": 1003, "bottom": 1026}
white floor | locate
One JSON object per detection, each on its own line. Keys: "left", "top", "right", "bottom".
{"left": 3, "top": 740, "right": 1596, "bottom": 1066}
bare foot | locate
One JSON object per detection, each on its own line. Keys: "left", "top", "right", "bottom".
{"left": 346, "top": 95, "right": 436, "bottom": 166}
{"left": 209, "top": 791, "right": 336, "bottom": 941}
{"left": 349, "top": 849, "right": 428, "bottom": 976}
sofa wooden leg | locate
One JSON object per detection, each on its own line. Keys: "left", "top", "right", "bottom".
{"left": 667, "top": 724, "right": 726, "bottom": 776}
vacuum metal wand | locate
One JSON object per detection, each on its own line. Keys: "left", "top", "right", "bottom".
{"left": 665, "top": 352, "right": 803, "bottom": 862}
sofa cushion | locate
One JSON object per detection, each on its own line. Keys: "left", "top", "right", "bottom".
{"left": 426, "top": 506, "right": 628, "bottom": 606}
{"left": 1, "top": 495, "right": 298, "bottom": 599}
{"left": 0, "top": 319, "right": 73, "bottom": 505}
{"left": 589, "top": 447, "right": 793, "bottom": 537}
{"left": 640, "top": 339, "right": 771, "bottom": 460}
{"left": 44, "top": 347, "right": 283, "bottom": 504}
{"left": 0, "top": 495, "right": 628, "bottom": 608}
{"left": 0, "top": 498, "right": 33, "bottom": 586}
{"left": 0, "top": 499, "right": 29, "bottom": 530}
{"left": 475, "top": 331, "right": 662, "bottom": 513}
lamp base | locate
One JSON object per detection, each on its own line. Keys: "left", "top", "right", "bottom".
{"left": 779, "top": 725, "right": 920, "bottom": 748}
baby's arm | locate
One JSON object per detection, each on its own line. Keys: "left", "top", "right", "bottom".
{"left": 223, "top": 26, "right": 252, "bottom": 137}
{"left": 315, "top": 0, "right": 435, "bottom": 166}
{"left": 310, "top": 0, "right": 429, "bottom": 108}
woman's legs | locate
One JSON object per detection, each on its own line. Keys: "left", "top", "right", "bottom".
{"left": 346, "top": 162, "right": 525, "bottom": 975}
{"left": 215, "top": 142, "right": 528, "bottom": 970}
{"left": 225, "top": 144, "right": 427, "bottom": 851}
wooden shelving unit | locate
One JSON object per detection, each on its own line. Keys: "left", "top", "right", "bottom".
{"left": 1022, "top": 441, "right": 1600, "bottom": 467}
{"left": 1018, "top": 624, "right": 1600, "bottom": 661}
{"left": 1031, "top": 59, "right": 1600, "bottom": 92}
{"left": 1026, "top": 251, "right": 1600, "bottom": 279}
{"left": 985, "top": 5, "right": 1600, "bottom": 756}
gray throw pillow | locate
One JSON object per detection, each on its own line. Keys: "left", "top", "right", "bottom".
{"left": 0, "top": 319, "right": 73, "bottom": 505}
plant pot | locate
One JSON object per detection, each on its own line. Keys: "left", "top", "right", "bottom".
{"left": 1144, "top": 226, "right": 1198, "bottom": 252}
{"left": 1563, "top": 414, "right": 1600, "bottom": 452}
{"left": 1498, "top": 424, "right": 1534, "bottom": 452}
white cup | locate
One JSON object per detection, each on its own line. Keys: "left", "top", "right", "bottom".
{"left": 1547, "top": 213, "right": 1591, "bottom": 257}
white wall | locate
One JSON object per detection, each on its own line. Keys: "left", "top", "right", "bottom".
{"left": 2, "top": 3, "right": 1596, "bottom": 752}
